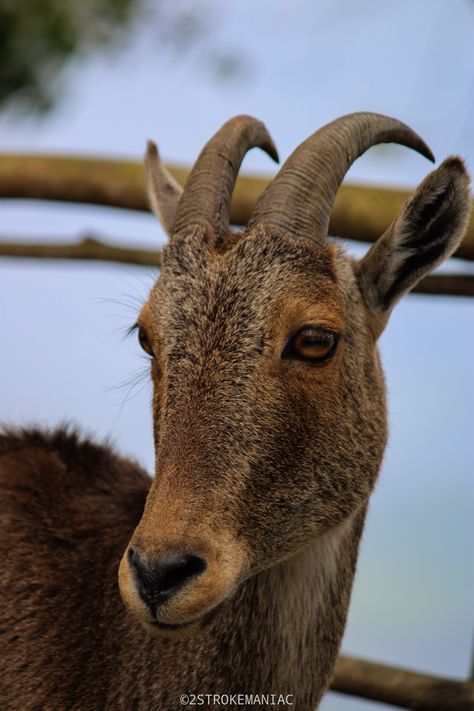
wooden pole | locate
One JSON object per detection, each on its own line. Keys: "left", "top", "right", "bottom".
{"left": 331, "top": 655, "right": 474, "bottom": 710}
{"left": 1, "top": 153, "right": 473, "bottom": 260}
{"left": 0, "top": 235, "right": 473, "bottom": 297}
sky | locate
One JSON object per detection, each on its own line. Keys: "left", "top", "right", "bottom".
{"left": 1, "top": 2, "right": 473, "bottom": 709}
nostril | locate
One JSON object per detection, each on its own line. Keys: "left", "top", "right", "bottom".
{"left": 128, "top": 547, "right": 139, "bottom": 565}
{"left": 127, "top": 548, "right": 207, "bottom": 615}
{"left": 159, "top": 554, "right": 207, "bottom": 595}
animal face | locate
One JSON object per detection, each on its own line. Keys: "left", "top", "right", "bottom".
{"left": 118, "top": 113, "right": 470, "bottom": 636}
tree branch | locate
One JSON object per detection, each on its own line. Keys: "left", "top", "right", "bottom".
{"left": 412, "top": 274, "right": 474, "bottom": 297}
{"left": 0, "top": 235, "right": 473, "bottom": 297}
{"left": 1, "top": 154, "right": 473, "bottom": 261}
{"left": 331, "top": 655, "right": 474, "bottom": 710}
{"left": 0, "top": 236, "right": 161, "bottom": 267}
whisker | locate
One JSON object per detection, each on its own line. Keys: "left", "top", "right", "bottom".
{"left": 114, "top": 381, "right": 150, "bottom": 423}
{"left": 105, "top": 362, "right": 152, "bottom": 423}
{"left": 105, "top": 364, "right": 150, "bottom": 395}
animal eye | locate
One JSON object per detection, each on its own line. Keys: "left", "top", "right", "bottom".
{"left": 138, "top": 326, "right": 154, "bottom": 357}
{"left": 283, "top": 326, "right": 339, "bottom": 364}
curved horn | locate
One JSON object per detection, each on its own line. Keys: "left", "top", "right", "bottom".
{"left": 172, "top": 115, "right": 279, "bottom": 238}
{"left": 249, "top": 112, "right": 434, "bottom": 242}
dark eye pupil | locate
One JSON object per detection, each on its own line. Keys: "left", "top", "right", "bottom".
{"left": 284, "top": 326, "right": 339, "bottom": 363}
{"left": 138, "top": 327, "right": 153, "bottom": 356}
{"left": 299, "top": 329, "right": 331, "bottom": 348}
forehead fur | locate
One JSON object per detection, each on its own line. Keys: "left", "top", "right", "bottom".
{"left": 146, "top": 226, "right": 342, "bottom": 346}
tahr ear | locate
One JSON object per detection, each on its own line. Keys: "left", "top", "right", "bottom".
{"left": 357, "top": 156, "right": 471, "bottom": 336}
{"left": 145, "top": 140, "right": 183, "bottom": 236}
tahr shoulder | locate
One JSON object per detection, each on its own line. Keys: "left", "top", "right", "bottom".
{"left": 0, "top": 426, "right": 151, "bottom": 531}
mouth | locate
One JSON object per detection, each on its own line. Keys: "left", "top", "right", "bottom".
{"left": 144, "top": 615, "right": 203, "bottom": 639}
{"left": 151, "top": 618, "right": 195, "bottom": 631}
{"left": 147, "top": 602, "right": 221, "bottom": 635}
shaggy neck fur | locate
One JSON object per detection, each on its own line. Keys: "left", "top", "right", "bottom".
{"left": 219, "top": 509, "right": 365, "bottom": 708}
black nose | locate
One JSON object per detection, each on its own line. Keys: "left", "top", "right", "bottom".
{"left": 128, "top": 548, "right": 207, "bottom": 617}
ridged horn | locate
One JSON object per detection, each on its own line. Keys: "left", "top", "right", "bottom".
{"left": 249, "top": 112, "right": 434, "bottom": 242}
{"left": 172, "top": 115, "right": 279, "bottom": 238}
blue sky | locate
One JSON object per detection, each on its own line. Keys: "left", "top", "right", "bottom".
{"left": 1, "top": 2, "right": 473, "bottom": 709}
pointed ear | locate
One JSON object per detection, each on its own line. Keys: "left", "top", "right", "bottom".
{"left": 145, "top": 140, "right": 183, "bottom": 236}
{"left": 357, "top": 156, "right": 471, "bottom": 336}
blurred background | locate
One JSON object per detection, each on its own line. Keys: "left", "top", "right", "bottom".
{"left": 0, "top": 1, "right": 473, "bottom": 708}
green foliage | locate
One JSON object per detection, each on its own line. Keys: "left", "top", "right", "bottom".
{"left": 0, "top": 0, "right": 141, "bottom": 112}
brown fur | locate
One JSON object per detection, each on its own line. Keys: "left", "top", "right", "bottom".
{"left": 0, "top": 116, "right": 471, "bottom": 710}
